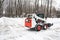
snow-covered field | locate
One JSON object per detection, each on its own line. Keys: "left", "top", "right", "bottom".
{"left": 0, "top": 17, "right": 60, "bottom": 40}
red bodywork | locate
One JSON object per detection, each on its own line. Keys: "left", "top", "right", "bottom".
{"left": 25, "top": 18, "right": 32, "bottom": 28}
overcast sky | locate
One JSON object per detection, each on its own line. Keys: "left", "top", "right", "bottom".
{"left": 54, "top": 0, "right": 60, "bottom": 10}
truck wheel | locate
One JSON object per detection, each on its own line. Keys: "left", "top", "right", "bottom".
{"left": 35, "top": 25, "right": 42, "bottom": 31}
{"left": 43, "top": 25, "right": 48, "bottom": 30}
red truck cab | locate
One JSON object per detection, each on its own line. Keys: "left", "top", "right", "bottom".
{"left": 25, "top": 18, "right": 32, "bottom": 28}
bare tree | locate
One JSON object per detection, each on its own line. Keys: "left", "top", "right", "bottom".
{"left": 50, "top": 0, "right": 52, "bottom": 17}
{"left": 46, "top": 0, "right": 49, "bottom": 17}
{"left": 35, "top": 0, "right": 39, "bottom": 13}
{"left": 23, "top": 0, "right": 27, "bottom": 17}
{"left": 0, "top": 0, "right": 4, "bottom": 17}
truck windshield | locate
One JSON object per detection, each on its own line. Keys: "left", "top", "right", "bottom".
{"left": 36, "top": 14, "right": 44, "bottom": 18}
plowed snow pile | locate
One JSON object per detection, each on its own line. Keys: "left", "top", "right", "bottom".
{"left": 0, "top": 17, "right": 60, "bottom": 40}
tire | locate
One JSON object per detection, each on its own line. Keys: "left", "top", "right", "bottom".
{"left": 43, "top": 24, "right": 48, "bottom": 30}
{"left": 35, "top": 25, "right": 42, "bottom": 31}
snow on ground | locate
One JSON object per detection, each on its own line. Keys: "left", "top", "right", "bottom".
{"left": 0, "top": 17, "right": 60, "bottom": 40}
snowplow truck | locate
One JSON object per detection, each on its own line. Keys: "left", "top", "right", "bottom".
{"left": 25, "top": 13, "right": 53, "bottom": 31}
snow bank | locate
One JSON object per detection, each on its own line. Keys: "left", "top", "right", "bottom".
{"left": 46, "top": 18, "right": 60, "bottom": 30}
{"left": 0, "top": 17, "right": 60, "bottom": 40}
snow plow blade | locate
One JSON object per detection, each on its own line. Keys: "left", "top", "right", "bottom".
{"left": 47, "top": 23, "right": 53, "bottom": 27}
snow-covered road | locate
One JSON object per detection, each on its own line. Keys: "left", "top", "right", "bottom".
{"left": 0, "top": 17, "right": 60, "bottom": 40}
